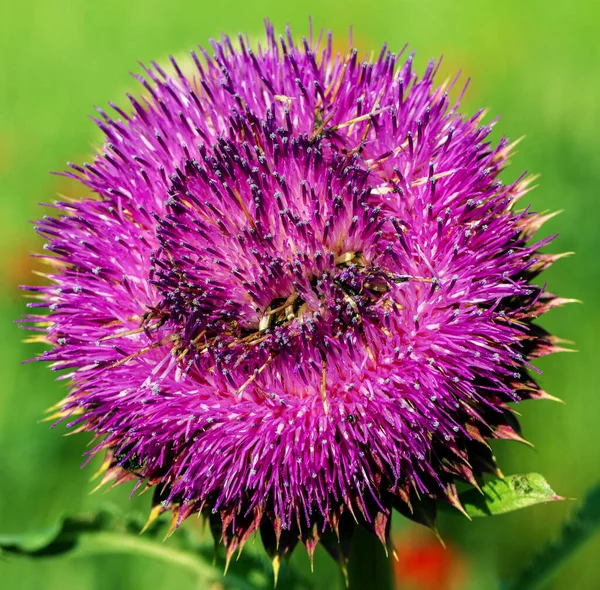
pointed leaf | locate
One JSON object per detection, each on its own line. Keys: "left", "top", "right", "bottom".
{"left": 459, "top": 473, "right": 565, "bottom": 518}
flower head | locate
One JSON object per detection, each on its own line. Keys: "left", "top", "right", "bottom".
{"left": 26, "top": 22, "right": 566, "bottom": 574}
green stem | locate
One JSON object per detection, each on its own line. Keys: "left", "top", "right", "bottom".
{"left": 347, "top": 526, "right": 394, "bottom": 590}
{"left": 75, "top": 532, "right": 216, "bottom": 579}
{"left": 72, "top": 532, "right": 261, "bottom": 590}
{"left": 502, "top": 481, "right": 600, "bottom": 590}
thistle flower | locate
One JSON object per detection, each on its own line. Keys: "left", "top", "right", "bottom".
{"left": 26, "top": 21, "right": 568, "bottom": 577}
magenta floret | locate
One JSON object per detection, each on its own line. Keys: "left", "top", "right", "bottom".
{"left": 25, "top": 21, "right": 566, "bottom": 569}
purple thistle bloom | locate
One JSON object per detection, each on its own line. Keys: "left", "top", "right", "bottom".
{"left": 25, "top": 22, "right": 568, "bottom": 575}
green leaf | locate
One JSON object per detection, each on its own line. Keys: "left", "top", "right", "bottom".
{"left": 0, "top": 506, "right": 277, "bottom": 589}
{"left": 0, "top": 506, "right": 315, "bottom": 589}
{"left": 459, "top": 473, "right": 565, "bottom": 518}
{"left": 0, "top": 520, "right": 65, "bottom": 555}
{"left": 0, "top": 507, "right": 215, "bottom": 580}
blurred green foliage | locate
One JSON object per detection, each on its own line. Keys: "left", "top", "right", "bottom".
{"left": 1, "top": 0, "right": 598, "bottom": 588}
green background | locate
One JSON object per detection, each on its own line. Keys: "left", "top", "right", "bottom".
{"left": 1, "top": 1, "right": 598, "bottom": 588}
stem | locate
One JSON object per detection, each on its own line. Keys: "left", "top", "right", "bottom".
{"left": 347, "top": 526, "right": 394, "bottom": 590}
{"left": 76, "top": 532, "right": 216, "bottom": 579}
{"left": 75, "top": 532, "right": 261, "bottom": 590}
{"left": 502, "top": 481, "right": 600, "bottom": 590}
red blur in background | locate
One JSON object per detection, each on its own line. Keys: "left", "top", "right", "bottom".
{"left": 392, "top": 530, "right": 469, "bottom": 590}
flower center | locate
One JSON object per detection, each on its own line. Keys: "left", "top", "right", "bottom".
{"left": 150, "top": 248, "right": 396, "bottom": 374}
